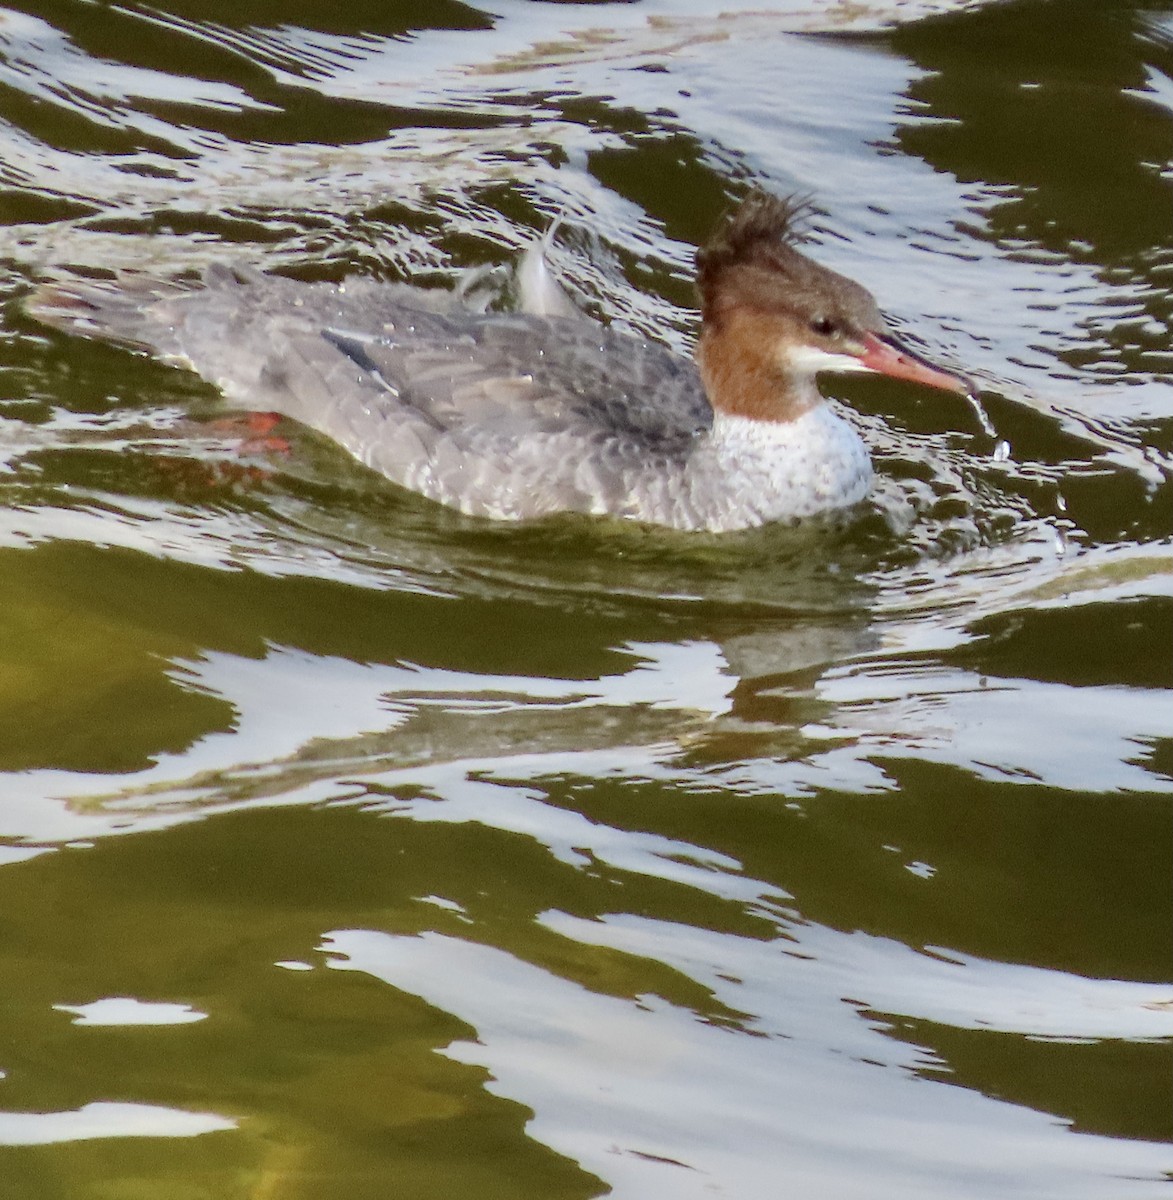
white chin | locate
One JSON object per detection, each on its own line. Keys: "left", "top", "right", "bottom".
{"left": 786, "top": 345, "right": 868, "bottom": 376}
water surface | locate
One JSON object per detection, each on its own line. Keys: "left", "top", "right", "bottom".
{"left": 0, "top": 0, "right": 1170, "bottom": 1196}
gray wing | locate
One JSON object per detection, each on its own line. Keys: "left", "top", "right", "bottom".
{"left": 29, "top": 266, "right": 712, "bottom": 518}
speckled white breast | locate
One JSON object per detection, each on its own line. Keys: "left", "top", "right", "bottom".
{"left": 660, "top": 404, "right": 873, "bottom": 532}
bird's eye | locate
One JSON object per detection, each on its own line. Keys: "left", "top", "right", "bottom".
{"left": 811, "top": 316, "right": 837, "bottom": 337}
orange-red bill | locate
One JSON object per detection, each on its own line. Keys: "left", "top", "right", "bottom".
{"left": 859, "top": 332, "right": 972, "bottom": 396}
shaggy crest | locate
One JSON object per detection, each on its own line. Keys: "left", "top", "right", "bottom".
{"left": 696, "top": 191, "right": 813, "bottom": 311}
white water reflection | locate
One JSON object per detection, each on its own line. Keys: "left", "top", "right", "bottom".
{"left": 54, "top": 998, "right": 208, "bottom": 1026}
{"left": 115, "top": 0, "right": 1007, "bottom": 109}
{"left": 0, "top": 1102, "right": 234, "bottom": 1146}
{"left": 324, "top": 927, "right": 1173, "bottom": 1200}
{"left": 549, "top": 911, "right": 1173, "bottom": 1044}
{"left": 0, "top": 9, "right": 273, "bottom": 121}
{"left": 0, "top": 536, "right": 1167, "bottom": 834}
{"left": 818, "top": 665, "right": 1172, "bottom": 793}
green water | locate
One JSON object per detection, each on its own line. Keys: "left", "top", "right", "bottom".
{"left": 0, "top": 0, "right": 1169, "bottom": 1196}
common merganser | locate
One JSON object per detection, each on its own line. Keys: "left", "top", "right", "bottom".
{"left": 28, "top": 192, "right": 970, "bottom": 532}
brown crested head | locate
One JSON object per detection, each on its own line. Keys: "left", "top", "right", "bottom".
{"left": 693, "top": 190, "right": 971, "bottom": 423}
{"left": 696, "top": 190, "right": 883, "bottom": 336}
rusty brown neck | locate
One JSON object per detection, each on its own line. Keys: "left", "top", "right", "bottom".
{"left": 695, "top": 309, "right": 822, "bottom": 425}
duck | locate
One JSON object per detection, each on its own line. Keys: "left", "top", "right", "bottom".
{"left": 28, "top": 191, "right": 970, "bottom": 532}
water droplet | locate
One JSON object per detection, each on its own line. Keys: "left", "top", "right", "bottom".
{"left": 964, "top": 389, "right": 997, "bottom": 438}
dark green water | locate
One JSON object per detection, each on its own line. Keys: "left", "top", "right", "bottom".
{"left": 0, "top": 0, "right": 1169, "bottom": 1196}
